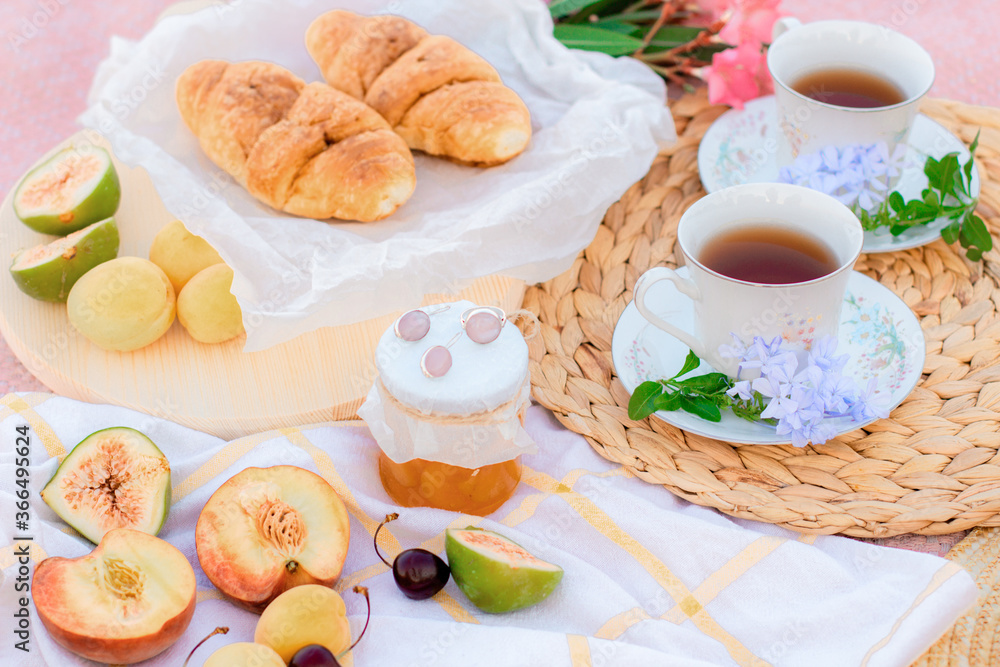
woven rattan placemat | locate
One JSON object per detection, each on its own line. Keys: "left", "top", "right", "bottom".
{"left": 525, "top": 89, "right": 1000, "bottom": 538}
{"left": 913, "top": 526, "right": 1000, "bottom": 666}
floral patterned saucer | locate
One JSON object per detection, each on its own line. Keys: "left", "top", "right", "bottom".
{"left": 612, "top": 267, "right": 925, "bottom": 445}
{"left": 696, "top": 95, "right": 980, "bottom": 253}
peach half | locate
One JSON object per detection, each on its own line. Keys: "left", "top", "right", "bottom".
{"left": 32, "top": 528, "right": 196, "bottom": 664}
{"left": 195, "top": 465, "right": 351, "bottom": 612}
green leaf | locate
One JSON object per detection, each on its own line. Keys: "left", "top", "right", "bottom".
{"left": 676, "top": 372, "right": 731, "bottom": 394}
{"left": 941, "top": 220, "right": 961, "bottom": 245}
{"left": 964, "top": 129, "right": 980, "bottom": 185}
{"left": 553, "top": 24, "right": 645, "bottom": 55}
{"left": 679, "top": 395, "right": 722, "bottom": 422}
{"left": 961, "top": 214, "right": 993, "bottom": 252}
{"left": 628, "top": 381, "right": 664, "bottom": 421}
{"left": 562, "top": 0, "right": 635, "bottom": 22}
{"left": 549, "top": 0, "right": 607, "bottom": 19}
{"left": 673, "top": 350, "right": 702, "bottom": 379}
{"left": 923, "top": 190, "right": 940, "bottom": 208}
{"left": 924, "top": 156, "right": 942, "bottom": 182}
{"left": 653, "top": 392, "right": 683, "bottom": 413}
{"left": 969, "top": 130, "right": 981, "bottom": 155}
{"left": 966, "top": 247, "right": 983, "bottom": 262}
{"left": 888, "top": 190, "right": 905, "bottom": 213}
{"left": 648, "top": 24, "right": 703, "bottom": 42}
{"left": 936, "top": 154, "right": 960, "bottom": 198}
{"left": 594, "top": 8, "right": 665, "bottom": 23}
{"left": 591, "top": 19, "right": 643, "bottom": 36}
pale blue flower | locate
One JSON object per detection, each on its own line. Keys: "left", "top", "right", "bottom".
{"left": 809, "top": 336, "right": 849, "bottom": 373}
{"left": 718, "top": 333, "right": 749, "bottom": 363}
{"left": 724, "top": 334, "right": 883, "bottom": 447}
{"left": 727, "top": 379, "right": 755, "bottom": 401}
{"left": 778, "top": 140, "right": 904, "bottom": 214}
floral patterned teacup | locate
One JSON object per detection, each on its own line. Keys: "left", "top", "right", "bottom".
{"left": 632, "top": 183, "right": 863, "bottom": 378}
{"left": 767, "top": 19, "right": 935, "bottom": 208}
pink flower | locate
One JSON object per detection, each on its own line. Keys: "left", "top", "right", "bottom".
{"left": 697, "top": 0, "right": 737, "bottom": 22}
{"left": 719, "top": 0, "right": 784, "bottom": 47}
{"left": 703, "top": 42, "right": 772, "bottom": 109}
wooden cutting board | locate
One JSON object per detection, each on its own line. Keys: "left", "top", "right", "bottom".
{"left": 0, "top": 133, "right": 525, "bottom": 440}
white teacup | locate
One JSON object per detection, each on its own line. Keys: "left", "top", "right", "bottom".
{"left": 633, "top": 183, "right": 864, "bottom": 377}
{"left": 768, "top": 19, "right": 935, "bottom": 175}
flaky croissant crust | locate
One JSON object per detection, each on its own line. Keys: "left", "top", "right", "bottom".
{"left": 176, "top": 60, "right": 416, "bottom": 221}
{"left": 306, "top": 11, "right": 532, "bottom": 167}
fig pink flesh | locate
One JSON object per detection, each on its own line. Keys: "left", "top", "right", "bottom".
{"left": 19, "top": 154, "right": 102, "bottom": 211}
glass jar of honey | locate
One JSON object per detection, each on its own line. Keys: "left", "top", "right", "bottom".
{"left": 358, "top": 300, "right": 535, "bottom": 516}
{"left": 377, "top": 453, "right": 522, "bottom": 516}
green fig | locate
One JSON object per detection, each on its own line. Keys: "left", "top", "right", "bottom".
{"left": 13, "top": 145, "right": 121, "bottom": 236}
{"left": 445, "top": 527, "right": 563, "bottom": 613}
{"left": 40, "top": 427, "right": 171, "bottom": 544}
{"left": 9, "top": 217, "right": 119, "bottom": 302}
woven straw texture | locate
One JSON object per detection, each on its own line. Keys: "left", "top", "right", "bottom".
{"left": 525, "top": 89, "right": 1000, "bottom": 538}
{"left": 913, "top": 526, "right": 1000, "bottom": 666}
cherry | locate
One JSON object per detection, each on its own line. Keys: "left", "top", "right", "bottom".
{"left": 374, "top": 513, "right": 450, "bottom": 600}
{"left": 288, "top": 644, "right": 338, "bottom": 667}
{"left": 289, "top": 586, "right": 370, "bottom": 667}
{"left": 182, "top": 627, "right": 228, "bottom": 666}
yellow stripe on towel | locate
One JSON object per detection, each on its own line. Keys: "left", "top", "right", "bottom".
{"left": 2, "top": 393, "right": 64, "bottom": 458}
{"left": 521, "top": 466, "right": 770, "bottom": 667}
{"left": 567, "top": 634, "right": 592, "bottom": 666}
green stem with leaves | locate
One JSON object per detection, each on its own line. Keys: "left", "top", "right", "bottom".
{"left": 627, "top": 351, "right": 770, "bottom": 423}
{"left": 857, "top": 131, "right": 990, "bottom": 261}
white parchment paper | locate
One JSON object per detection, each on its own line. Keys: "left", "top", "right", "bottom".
{"left": 79, "top": 0, "right": 676, "bottom": 350}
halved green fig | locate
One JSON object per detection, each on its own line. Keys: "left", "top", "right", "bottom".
{"left": 40, "top": 427, "right": 171, "bottom": 544}
{"left": 10, "top": 217, "right": 119, "bottom": 302}
{"left": 445, "top": 527, "right": 564, "bottom": 613}
{"left": 13, "top": 145, "right": 121, "bottom": 235}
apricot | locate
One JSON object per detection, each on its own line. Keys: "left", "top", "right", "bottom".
{"left": 66, "top": 257, "right": 175, "bottom": 351}
{"left": 177, "top": 263, "right": 244, "bottom": 344}
{"left": 148, "top": 219, "right": 224, "bottom": 292}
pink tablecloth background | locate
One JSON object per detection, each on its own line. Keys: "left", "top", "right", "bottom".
{"left": 1, "top": 0, "right": 996, "bottom": 555}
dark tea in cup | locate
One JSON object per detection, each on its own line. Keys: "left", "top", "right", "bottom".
{"left": 697, "top": 224, "right": 839, "bottom": 284}
{"left": 791, "top": 67, "right": 906, "bottom": 109}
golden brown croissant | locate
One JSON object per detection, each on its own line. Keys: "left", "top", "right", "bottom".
{"left": 176, "top": 60, "right": 416, "bottom": 222}
{"left": 305, "top": 11, "right": 532, "bottom": 167}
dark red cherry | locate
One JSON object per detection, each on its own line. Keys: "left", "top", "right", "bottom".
{"left": 289, "top": 644, "right": 338, "bottom": 667}
{"left": 375, "top": 513, "right": 451, "bottom": 600}
{"left": 289, "top": 586, "right": 370, "bottom": 667}
{"left": 393, "top": 547, "right": 451, "bottom": 600}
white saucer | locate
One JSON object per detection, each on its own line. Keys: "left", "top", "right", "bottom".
{"left": 612, "top": 267, "right": 925, "bottom": 445}
{"left": 697, "top": 95, "right": 980, "bottom": 254}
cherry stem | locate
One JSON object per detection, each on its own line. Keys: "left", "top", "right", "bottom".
{"left": 183, "top": 627, "right": 229, "bottom": 667}
{"left": 373, "top": 513, "right": 398, "bottom": 568}
{"left": 334, "top": 586, "right": 371, "bottom": 661}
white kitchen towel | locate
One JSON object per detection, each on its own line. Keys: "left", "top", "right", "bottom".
{"left": 78, "top": 0, "right": 676, "bottom": 350}
{"left": 0, "top": 393, "right": 977, "bottom": 666}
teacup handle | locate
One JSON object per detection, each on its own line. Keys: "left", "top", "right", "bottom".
{"left": 771, "top": 16, "right": 802, "bottom": 42}
{"left": 633, "top": 267, "right": 709, "bottom": 361}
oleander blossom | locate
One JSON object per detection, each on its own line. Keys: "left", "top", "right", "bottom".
{"left": 699, "top": 0, "right": 781, "bottom": 110}
{"left": 703, "top": 42, "right": 773, "bottom": 110}
{"left": 720, "top": 334, "right": 887, "bottom": 446}
{"left": 718, "top": 0, "right": 784, "bottom": 46}
{"left": 777, "top": 142, "right": 909, "bottom": 214}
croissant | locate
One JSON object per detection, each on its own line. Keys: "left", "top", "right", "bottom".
{"left": 176, "top": 60, "right": 416, "bottom": 222}
{"left": 305, "top": 11, "right": 532, "bottom": 167}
